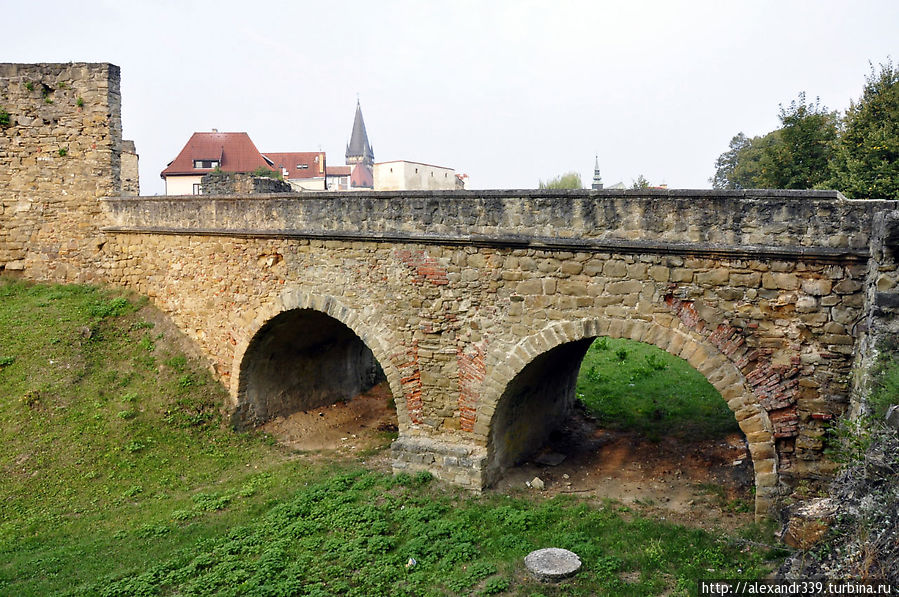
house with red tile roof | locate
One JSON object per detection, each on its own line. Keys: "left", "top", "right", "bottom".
{"left": 265, "top": 151, "right": 328, "bottom": 191}
{"left": 160, "top": 131, "right": 276, "bottom": 195}
{"left": 325, "top": 165, "right": 352, "bottom": 191}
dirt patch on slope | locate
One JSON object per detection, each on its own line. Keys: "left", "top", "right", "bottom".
{"left": 260, "top": 382, "right": 397, "bottom": 457}
{"left": 492, "top": 407, "right": 757, "bottom": 531}
{"left": 262, "top": 388, "right": 756, "bottom": 531}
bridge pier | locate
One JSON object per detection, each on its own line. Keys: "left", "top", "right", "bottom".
{"left": 391, "top": 437, "right": 488, "bottom": 489}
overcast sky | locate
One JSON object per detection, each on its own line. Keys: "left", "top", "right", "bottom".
{"left": 5, "top": 1, "right": 897, "bottom": 194}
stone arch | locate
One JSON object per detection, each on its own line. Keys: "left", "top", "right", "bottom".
{"left": 477, "top": 316, "right": 778, "bottom": 517}
{"left": 229, "top": 287, "right": 407, "bottom": 428}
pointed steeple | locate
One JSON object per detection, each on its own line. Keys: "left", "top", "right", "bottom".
{"left": 591, "top": 155, "right": 603, "bottom": 190}
{"left": 346, "top": 99, "right": 374, "bottom": 167}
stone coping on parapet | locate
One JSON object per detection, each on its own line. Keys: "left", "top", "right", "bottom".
{"left": 99, "top": 225, "right": 870, "bottom": 263}
{"left": 104, "top": 188, "right": 856, "bottom": 201}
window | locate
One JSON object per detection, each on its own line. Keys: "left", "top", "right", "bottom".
{"left": 296, "top": 164, "right": 309, "bottom": 169}
{"left": 192, "top": 183, "right": 203, "bottom": 195}
{"left": 193, "top": 160, "right": 218, "bottom": 169}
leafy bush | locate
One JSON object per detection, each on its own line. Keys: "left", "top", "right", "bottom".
{"left": 250, "top": 166, "right": 283, "bottom": 180}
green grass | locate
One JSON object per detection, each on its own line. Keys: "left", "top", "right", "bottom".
{"left": 0, "top": 279, "right": 779, "bottom": 595}
{"left": 576, "top": 337, "right": 739, "bottom": 441}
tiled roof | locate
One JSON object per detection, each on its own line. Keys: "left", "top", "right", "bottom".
{"left": 160, "top": 132, "right": 274, "bottom": 177}
{"left": 326, "top": 165, "right": 352, "bottom": 176}
{"left": 264, "top": 152, "right": 325, "bottom": 179}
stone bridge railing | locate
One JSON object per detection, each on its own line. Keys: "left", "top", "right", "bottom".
{"left": 102, "top": 190, "right": 876, "bottom": 262}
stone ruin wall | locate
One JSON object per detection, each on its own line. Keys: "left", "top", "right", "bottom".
{"left": 850, "top": 211, "right": 899, "bottom": 415}
{"left": 121, "top": 140, "right": 139, "bottom": 196}
{"left": 0, "top": 62, "right": 121, "bottom": 282}
{"left": 200, "top": 171, "right": 292, "bottom": 195}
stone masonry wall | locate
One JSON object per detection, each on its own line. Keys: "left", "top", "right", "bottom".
{"left": 121, "top": 140, "right": 139, "bottom": 196}
{"left": 98, "top": 191, "right": 899, "bottom": 516}
{"left": 850, "top": 209, "right": 899, "bottom": 415}
{"left": 200, "top": 171, "right": 292, "bottom": 195}
{"left": 0, "top": 63, "right": 121, "bottom": 281}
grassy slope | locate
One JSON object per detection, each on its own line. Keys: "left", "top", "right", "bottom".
{"left": 0, "top": 279, "right": 780, "bottom": 596}
{"left": 576, "top": 336, "right": 739, "bottom": 441}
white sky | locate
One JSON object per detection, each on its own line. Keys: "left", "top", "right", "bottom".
{"left": 4, "top": 0, "right": 897, "bottom": 195}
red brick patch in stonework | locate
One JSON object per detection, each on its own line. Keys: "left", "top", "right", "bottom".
{"left": 769, "top": 407, "right": 800, "bottom": 438}
{"left": 664, "top": 294, "right": 801, "bottom": 438}
{"left": 394, "top": 249, "right": 449, "bottom": 286}
{"left": 396, "top": 341, "right": 424, "bottom": 424}
{"left": 457, "top": 343, "right": 487, "bottom": 432}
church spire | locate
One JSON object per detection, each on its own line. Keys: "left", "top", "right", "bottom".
{"left": 346, "top": 99, "right": 374, "bottom": 167}
{"left": 592, "top": 155, "right": 603, "bottom": 190}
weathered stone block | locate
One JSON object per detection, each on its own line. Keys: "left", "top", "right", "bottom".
{"left": 670, "top": 268, "right": 693, "bottom": 282}
{"left": 560, "top": 261, "right": 583, "bottom": 275}
{"left": 602, "top": 260, "right": 627, "bottom": 277}
{"left": 795, "top": 296, "right": 818, "bottom": 313}
{"left": 695, "top": 268, "right": 730, "bottom": 285}
{"left": 648, "top": 265, "right": 669, "bottom": 282}
{"left": 730, "top": 272, "right": 761, "bottom": 287}
{"left": 606, "top": 280, "right": 643, "bottom": 295}
{"left": 833, "top": 279, "right": 863, "bottom": 294}
{"left": 762, "top": 272, "right": 800, "bottom": 290}
{"left": 517, "top": 278, "right": 543, "bottom": 295}
{"left": 801, "top": 278, "right": 832, "bottom": 296}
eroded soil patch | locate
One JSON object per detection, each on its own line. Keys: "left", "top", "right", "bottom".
{"left": 263, "top": 390, "right": 756, "bottom": 531}
{"left": 261, "top": 382, "right": 397, "bottom": 458}
{"left": 493, "top": 408, "right": 757, "bottom": 531}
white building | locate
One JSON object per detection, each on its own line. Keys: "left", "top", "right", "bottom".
{"left": 374, "top": 160, "right": 466, "bottom": 191}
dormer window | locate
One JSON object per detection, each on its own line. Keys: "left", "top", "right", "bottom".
{"left": 193, "top": 160, "right": 219, "bottom": 169}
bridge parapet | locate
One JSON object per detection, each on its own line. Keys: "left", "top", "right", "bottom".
{"left": 101, "top": 191, "right": 890, "bottom": 262}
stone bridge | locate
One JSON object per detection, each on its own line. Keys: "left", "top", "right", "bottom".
{"left": 3, "top": 63, "right": 899, "bottom": 518}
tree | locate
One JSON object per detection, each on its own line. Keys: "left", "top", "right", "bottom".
{"left": 711, "top": 133, "right": 750, "bottom": 189}
{"left": 538, "top": 172, "right": 583, "bottom": 189}
{"left": 711, "top": 131, "right": 783, "bottom": 190}
{"left": 830, "top": 59, "right": 899, "bottom": 199}
{"left": 763, "top": 93, "right": 839, "bottom": 189}
{"left": 630, "top": 174, "right": 650, "bottom": 189}
{"left": 711, "top": 93, "right": 838, "bottom": 190}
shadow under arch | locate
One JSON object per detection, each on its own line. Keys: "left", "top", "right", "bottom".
{"left": 230, "top": 288, "right": 404, "bottom": 429}
{"left": 478, "top": 317, "right": 778, "bottom": 518}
